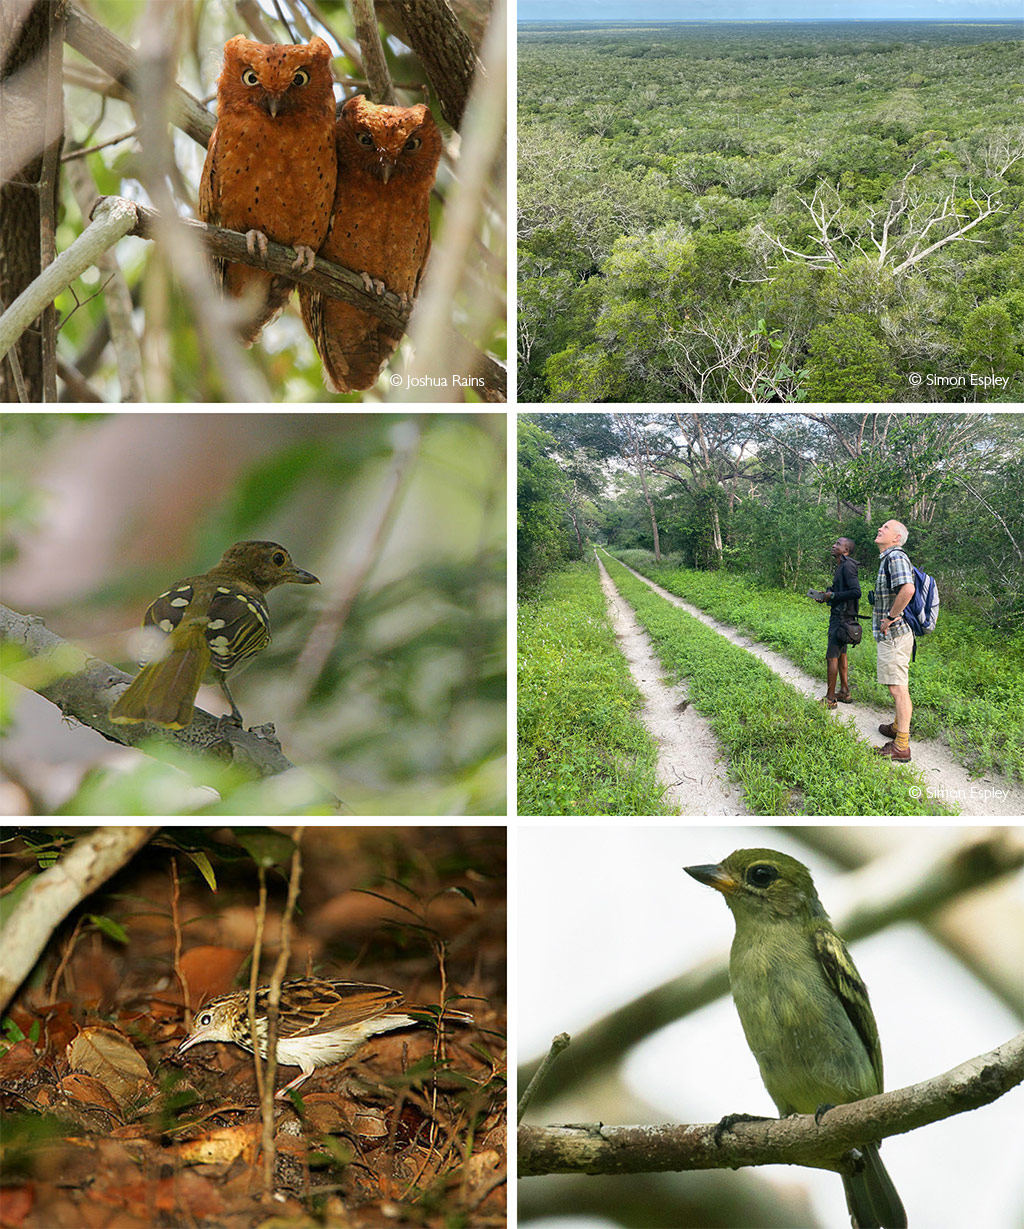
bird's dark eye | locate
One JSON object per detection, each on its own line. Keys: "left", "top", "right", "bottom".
{"left": 357, "top": 131, "right": 375, "bottom": 147}
{"left": 272, "top": 551, "right": 286, "bottom": 566}
{"left": 241, "top": 68, "right": 259, "bottom": 87}
{"left": 747, "top": 864, "right": 778, "bottom": 888}
{"left": 292, "top": 68, "right": 310, "bottom": 86}
{"left": 199, "top": 1012, "right": 212, "bottom": 1026}
{"left": 404, "top": 135, "right": 422, "bottom": 152}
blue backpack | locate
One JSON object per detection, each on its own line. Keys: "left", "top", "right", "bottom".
{"left": 884, "top": 550, "right": 939, "bottom": 637}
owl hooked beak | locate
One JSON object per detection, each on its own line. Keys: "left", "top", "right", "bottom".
{"left": 261, "top": 92, "right": 290, "bottom": 119}
{"left": 375, "top": 155, "right": 397, "bottom": 184}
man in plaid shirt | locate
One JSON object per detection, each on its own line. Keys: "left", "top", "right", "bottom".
{"left": 872, "top": 519, "right": 917, "bottom": 762}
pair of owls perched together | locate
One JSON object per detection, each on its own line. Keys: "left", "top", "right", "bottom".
{"left": 200, "top": 35, "right": 442, "bottom": 393}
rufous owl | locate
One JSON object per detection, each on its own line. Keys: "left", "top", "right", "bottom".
{"left": 200, "top": 35, "right": 337, "bottom": 345}
{"left": 300, "top": 95, "right": 442, "bottom": 393}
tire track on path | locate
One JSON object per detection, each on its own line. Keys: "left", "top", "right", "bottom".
{"left": 604, "top": 552, "right": 1024, "bottom": 818}
{"left": 596, "top": 553, "right": 749, "bottom": 816}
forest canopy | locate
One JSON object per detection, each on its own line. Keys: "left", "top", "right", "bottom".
{"left": 518, "top": 21, "right": 1024, "bottom": 403}
{"left": 517, "top": 411, "right": 1024, "bottom": 632}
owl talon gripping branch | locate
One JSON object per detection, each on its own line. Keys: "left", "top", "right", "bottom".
{"left": 292, "top": 244, "right": 318, "bottom": 274}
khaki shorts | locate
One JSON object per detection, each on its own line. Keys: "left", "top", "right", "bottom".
{"left": 876, "top": 633, "right": 913, "bottom": 686}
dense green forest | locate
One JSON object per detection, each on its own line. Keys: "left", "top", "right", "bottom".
{"left": 518, "top": 22, "right": 1024, "bottom": 403}
{"left": 518, "top": 412, "right": 1024, "bottom": 630}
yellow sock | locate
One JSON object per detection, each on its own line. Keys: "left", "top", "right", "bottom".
{"left": 895, "top": 728, "right": 910, "bottom": 751}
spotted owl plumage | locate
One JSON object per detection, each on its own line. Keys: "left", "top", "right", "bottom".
{"left": 299, "top": 96, "right": 442, "bottom": 393}
{"left": 199, "top": 35, "right": 337, "bottom": 345}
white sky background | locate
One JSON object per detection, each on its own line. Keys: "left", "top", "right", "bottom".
{"left": 518, "top": 823, "right": 1024, "bottom": 1229}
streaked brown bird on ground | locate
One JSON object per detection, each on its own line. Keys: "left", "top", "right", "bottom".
{"left": 109, "top": 541, "right": 319, "bottom": 729}
{"left": 178, "top": 976, "right": 473, "bottom": 1098}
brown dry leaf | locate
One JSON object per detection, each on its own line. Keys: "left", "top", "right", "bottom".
{"left": 351, "top": 1108, "right": 389, "bottom": 1138}
{"left": 0, "top": 1184, "right": 34, "bottom": 1227}
{"left": 0, "top": 1038, "right": 37, "bottom": 1082}
{"left": 94, "top": 1172, "right": 223, "bottom": 1220}
{"left": 462, "top": 1148, "right": 504, "bottom": 1200}
{"left": 177, "top": 1122, "right": 261, "bottom": 1167}
{"left": 301, "top": 1095, "right": 350, "bottom": 1133}
{"left": 41, "top": 1004, "right": 79, "bottom": 1056}
{"left": 60, "top": 1073, "right": 122, "bottom": 1116}
{"left": 178, "top": 946, "right": 248, "bottom": 1009}
{"left": 66, "top": 1027, "right": 151, "bottom": 1108}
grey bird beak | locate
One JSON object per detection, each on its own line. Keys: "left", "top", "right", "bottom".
{"left": 684, "top": 863, "right": 739, "bottom": 895}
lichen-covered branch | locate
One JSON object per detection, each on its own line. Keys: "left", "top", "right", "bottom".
{"left": 351, "top": 0, "right": 396, "bottom": 106}
{"left": 0, "top": 602, "right": 326, "bottom": 791}
{"left": 0, "top": 196, "right": 138, "bottom": 363}
{"left": 384, "top": 0, "right": 482, "bottom": 129}
{"left": 519, "top": 1030, "right": 1024, "bottom": 1177}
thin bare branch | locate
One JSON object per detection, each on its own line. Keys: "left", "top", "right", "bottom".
{"left": 351, "top": 0, "right": 397, "bottom": 105}
{"left": 0, "top": 195, "right": 138, "bottom": 363}
{"left": 519, "top": 1031, "right": 1024, "bottom": 1177}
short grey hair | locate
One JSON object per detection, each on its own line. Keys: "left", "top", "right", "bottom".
{"left": 892, "top": 520, "right": 909, "bottom": 546}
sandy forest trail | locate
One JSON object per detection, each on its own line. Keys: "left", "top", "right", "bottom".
{"left": 602, "top": 552, "right": 1024, "bottom": 818}
{"left": 596, "top": 555, "right": 749, "bottom": 816}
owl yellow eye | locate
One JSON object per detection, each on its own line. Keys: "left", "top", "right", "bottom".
{"left": 404, "top": 136, "right": 422, "bottom": 152}
{"left": 293, "top": 68, "right": 310, "bottom": 86}
{"left": 241, "top": 68, "right": 259, "bottom": 87}
{"left": 357, "top": 132, "right": 375, "bottom": 147}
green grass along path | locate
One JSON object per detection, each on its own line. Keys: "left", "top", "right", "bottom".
{"left": 601, "top": 551, "right": 1024, "bottom": 817}
{"left": 518, "top": 563, "right": 672, "bottom": 816}
{"left": 595, "top": 553, "right": 748, "bottom": 816}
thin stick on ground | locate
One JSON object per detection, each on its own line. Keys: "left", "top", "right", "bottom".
{"left": 260, "top": 829, "right": 305, "bottom": 1194}
{"left": 170, "top": 857, "right": 191, "bottom": 1031}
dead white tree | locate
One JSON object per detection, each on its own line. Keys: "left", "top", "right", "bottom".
{"left": 758, "top": 168, "right": 1006, "bottom": 276}
{"left": 664, "top": 310, "right": 804, "bottom": 403}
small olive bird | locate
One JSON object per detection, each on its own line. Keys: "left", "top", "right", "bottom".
{"left": 686, "top": 848, "right": 906, "bottom": 1229}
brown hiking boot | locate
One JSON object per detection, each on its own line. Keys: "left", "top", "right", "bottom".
{"left": 878, "top": 722, "right": 897, "bottom": 738}
{"left": 875, "top": 739, "right": 911, "bottom": 762}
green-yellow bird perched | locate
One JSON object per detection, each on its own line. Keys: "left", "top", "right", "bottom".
{"left": 685, "top": 849, "right": 906, "bottom": 1229}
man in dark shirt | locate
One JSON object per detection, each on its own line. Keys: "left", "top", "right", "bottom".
{"left": 812, "top": 537, "right": 861, "bottom": 708}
